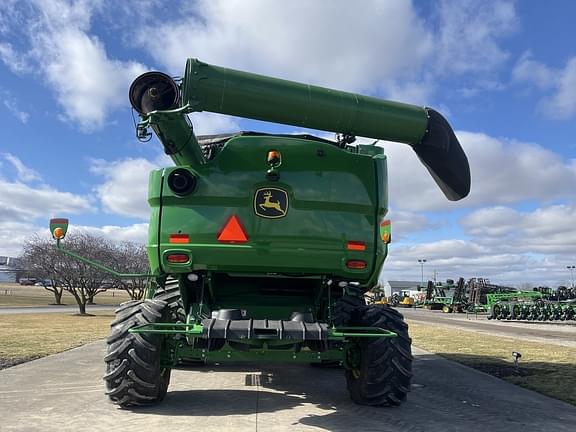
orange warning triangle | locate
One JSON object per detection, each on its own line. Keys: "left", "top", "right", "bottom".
{"left": 217, "top": 215, "right": 248, "bottom": 243}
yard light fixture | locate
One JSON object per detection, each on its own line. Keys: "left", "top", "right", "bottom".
{"left": 418, "top": 259, "right": 427, "bottom": 286}
{"left": 567, "top": 265, "right": 575, "bottom": 288}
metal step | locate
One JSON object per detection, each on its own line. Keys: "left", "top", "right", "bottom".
{"left": 201, "top": 318, "right": 329, "bottom": 341}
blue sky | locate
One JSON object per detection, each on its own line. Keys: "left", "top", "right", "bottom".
{"left": 0, "top": 0, "right": 575, "bottom": 286}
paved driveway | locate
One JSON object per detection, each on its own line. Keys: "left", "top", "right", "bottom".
{"left": 1, "top": 341, "right": 575, "bottom": 431}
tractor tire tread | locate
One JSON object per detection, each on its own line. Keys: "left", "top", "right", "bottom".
{"left": 104, "top": 299, "right": 170, "bottom": 407}
{"left": 345, "top": 304, "right": 413, "bottom": 407}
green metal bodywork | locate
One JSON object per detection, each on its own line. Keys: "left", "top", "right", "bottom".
{"left": 148, "top": 135, "right": 388, "bottom": 285}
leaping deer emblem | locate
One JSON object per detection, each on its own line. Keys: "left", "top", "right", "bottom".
{"left": 259, "top": 190, "right": 286, "bottom": 215}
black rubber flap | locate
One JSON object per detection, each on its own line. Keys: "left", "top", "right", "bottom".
{"left": 413, "top": 108, "right": 471, "bottom": 201}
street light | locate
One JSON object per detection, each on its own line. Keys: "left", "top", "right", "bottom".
{"left": 418, "top": 259, "right": 427, "bottom": 287}
{"left": 567, "top": 265, "right": 575, "bottom": 288}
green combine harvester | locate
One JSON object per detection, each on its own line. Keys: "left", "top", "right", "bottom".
{"left": 50, "top": 59, "right": 470, "bottom": 407}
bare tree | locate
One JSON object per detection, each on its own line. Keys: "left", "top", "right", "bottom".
{"left": 20, "top": 232, "right": 150, "bottom": 314}
{"left": 55, "top": 233, "right": 116, "bottom": 314}
{"left": 112, "top": 242, "right": 150, "bottom": 300}
{"left": 20, "top": 236, "right": 65, "bottom": 305}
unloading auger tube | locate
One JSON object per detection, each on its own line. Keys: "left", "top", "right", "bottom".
{"left": 129, "top": 58, "right": 470, "bottom": 201}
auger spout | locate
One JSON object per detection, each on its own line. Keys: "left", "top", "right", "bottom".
{"left": 130, "top": 58, "right": 470, "bottom": 200}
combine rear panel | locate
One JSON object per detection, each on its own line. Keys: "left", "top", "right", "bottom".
{"left": 149, "top": 134, "right": 388, "bottom": 283}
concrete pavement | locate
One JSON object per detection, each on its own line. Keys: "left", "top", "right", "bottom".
{"left": 1, "top": 341, "right": 575, "bottom": 432}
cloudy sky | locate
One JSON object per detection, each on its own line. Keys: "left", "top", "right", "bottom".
{"left": 0, "top": 0, "right": 575, "bottom": 287}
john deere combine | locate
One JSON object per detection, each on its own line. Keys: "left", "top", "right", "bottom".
{"left": 50, "top": 59, "right": 470, "bottom": 407}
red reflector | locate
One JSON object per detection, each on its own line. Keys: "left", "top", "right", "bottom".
{"left": 169, "top": 234, "right": 190, "bottom": 244}
{"left": 347, "top": 241, "right": 366, "bottom": 251}
{"left": 167, "top": 254, "right": 189, "bottom": 263}
{"left": 217, "top": 215, "right": 248, "bottom": 243}
{"left": 346, "top": 260, "right": 367, "bottom": 270}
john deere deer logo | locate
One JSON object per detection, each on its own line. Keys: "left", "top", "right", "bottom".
{"left": 254, "top": 188, "right": 288, "bottom": 218}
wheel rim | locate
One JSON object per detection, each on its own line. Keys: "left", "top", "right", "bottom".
{"left": 345, "top": 341, "right": 362, "bottom": 379}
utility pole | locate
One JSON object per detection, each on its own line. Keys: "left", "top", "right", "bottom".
{"left": 418, "top": 259, "right": 427, "bottom": 287}
{"left": 568, "top": 265, "right": 575, "bottom": 288}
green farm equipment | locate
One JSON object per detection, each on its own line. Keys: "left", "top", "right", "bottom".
{"left": 50, "top": 58, "right": 470, "bottom": 407}
{"left": 487, "top": 291, "right": 576, "bottom": 321}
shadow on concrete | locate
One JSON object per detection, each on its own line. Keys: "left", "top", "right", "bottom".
{"left": 136, "top": 353, "right": 576, "bottom": 432}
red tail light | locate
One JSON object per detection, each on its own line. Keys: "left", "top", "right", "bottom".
{"left": 167, "top": 253, "right": 189, "bottom": 264}
{"left": 346, "top": 260, "right": 367, "bottom": 270}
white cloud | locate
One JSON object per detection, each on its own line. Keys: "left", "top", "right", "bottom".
{"left": 512, "top": 52, "right": 555, "bottom": 90}
{"left": 0, "top": 179, "right": 94, "bottom": 220}
{"left": 0, "top": 42, "right": 31, "bottom": 73}
{"left": 188, "top": 112, "right": 239, "bottom": 135}
{"left": 382, "top": 238, "right": 574, "bottom": 287}
{"left": 383, "top": 131, "right": 576, "bottom": 211}
{"left": 134, "top": 0, "right": 516, "bottom": 101}
{"left": 2, "top": 98, "right": 29, "bottom": 124}
{"left": 33, "top": 27, "right": 147, "bottom": 130}
{"left": 513, "top": 53, "right": 576, "bottom": 119}
{"left": 136, "top": 0, "right": 434, "bottom": 93}
{"left": 0, "top": 221, "right": 45, "bottom": 257}
{"left": 386, "top": 209, "right": 430, "bottom": 241}
{"left": 90, "top": 157, "right": 158, "bottom": 220}
{"left": 434, "top": 0, "right": 517, "bottom": 74}
{"left": 0, "top": 0, "right": 520, "bottom": 130}
{"left": 71, "top": 223, "right": 149, "bottom": 245}
{"left": 0, "top": 88, "right": 30, "bottom": 124}
{"left": 2, "top": 153, "right": 40, "bottom": 182}
{"left": 461, "top": 205, "right": 576, "bottom": 255}
{"left": 379, "top": 204, "right": 576, "bottom": 286}
{"left": 0, "top": 0, "right": 148, "bottom": 131}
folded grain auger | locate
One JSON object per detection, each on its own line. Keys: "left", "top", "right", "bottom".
{"left": 50, "top": 59, "right": 470, "bottom": 407}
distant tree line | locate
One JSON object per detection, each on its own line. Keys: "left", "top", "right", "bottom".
{"left": 20, "top": 233, "right": 149, "bottom": 315}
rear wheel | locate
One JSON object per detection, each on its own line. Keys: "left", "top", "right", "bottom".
{"left": 345, "top": 304, "right": 412, "bottom": 406}
{"left": 104, "top": 299, "right": 171, "bottom": 407}
{"left": 153, "top": 277, "right": 185, "bottom": 320}
{"left": 332, "top": 295, "right": 365, "bottom": 327}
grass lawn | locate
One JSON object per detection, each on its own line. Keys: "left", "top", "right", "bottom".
{"left": 408, "top": 321, "right": 576, "bottom": 405}
{"left": 0, "top": 283, "right": 131, "bottom": 307}
{"left": 0, "top": 312, "right": 113, "bottom": 369}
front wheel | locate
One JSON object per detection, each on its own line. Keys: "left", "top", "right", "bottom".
{"left": 345, "top": 304, "right": 413, "bottom": 406}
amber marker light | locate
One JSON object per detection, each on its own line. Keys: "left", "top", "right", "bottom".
{"left": 169, "top": 234, "right": 190, "bottom": 244}
{"left": 53, "top": 227, "right": 65, "bottom": 239}
{"left": 347, "top": 241, "right": 366, "bottom": 251}
{"left": 267, "top": 150, "right": 281, "bottom": 165}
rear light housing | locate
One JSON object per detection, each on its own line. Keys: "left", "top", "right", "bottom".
{"left": 346, "top": 260, "right": 367, "bottom": 270}
{"left": 167, "top": 253, "right": 190, "bottom": 264}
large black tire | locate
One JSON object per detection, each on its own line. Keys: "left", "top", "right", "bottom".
{"left": 345, "top": 304, "right": 412, "bottom": 406}
{"left": 333, "top": 295, "right": 365, "bottom": 327}
{"left": 153, "top": 277, "right": 185, "bottom": 320}
{"left": 104, "top": 299, "right": 171, "bottom": 407}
